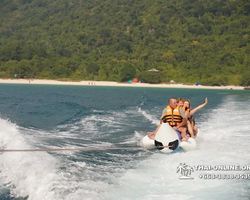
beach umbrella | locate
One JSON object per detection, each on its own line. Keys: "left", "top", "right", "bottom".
{"left": 133, "top": 78, "right": 138, "bottom": 83}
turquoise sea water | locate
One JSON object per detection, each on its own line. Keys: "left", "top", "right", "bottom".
{"left": 0, "top": 84, "right": 249, "bottom": 200}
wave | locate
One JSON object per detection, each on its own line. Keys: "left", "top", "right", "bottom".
{"left": 1, "top": 94, "right": 249, "bottom": 200}
{"left": 0, "top": 118, "right": 114, "bottom": 200}
{"left": 0, "top": 118, "right": 59, "bottom": 200}
{"left": 102, "top": 96, "right": 250, "bottom": 200}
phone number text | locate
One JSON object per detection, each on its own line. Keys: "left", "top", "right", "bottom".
{"left": 199, "top": 173, "right": 250, "bottom": 180}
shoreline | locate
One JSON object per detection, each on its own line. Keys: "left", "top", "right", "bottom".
{"left": 0, "top": 78, "right": 245, "bottom": 90}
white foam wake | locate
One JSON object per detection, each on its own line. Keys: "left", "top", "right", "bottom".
{"left": 103, "top": 96, "right": 250, "bottom": 200}
{"left": 0, "top": 118, "right": 58, "bottom": 200}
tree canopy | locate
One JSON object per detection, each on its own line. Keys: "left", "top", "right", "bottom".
{"left": 0, "top": 0, "right": 249, "bottom": 85}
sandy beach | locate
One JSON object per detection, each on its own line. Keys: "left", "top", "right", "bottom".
{"left": 0, "top": 78, "right": 245, "bottom": 90}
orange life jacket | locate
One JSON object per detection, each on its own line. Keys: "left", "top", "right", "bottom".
{"left": 182, "top": 106, "right": 190, "bottom": 112}
{"left": 162, "top": 105, "right": 183, "bottom": 127}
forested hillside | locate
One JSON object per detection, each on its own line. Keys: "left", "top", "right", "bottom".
{"left": 0, "top": 0, "right": 250, "bottom": 85}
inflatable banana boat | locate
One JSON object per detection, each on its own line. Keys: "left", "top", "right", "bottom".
{"left": 141, "top": 122, "right": 196, "bottom": 153}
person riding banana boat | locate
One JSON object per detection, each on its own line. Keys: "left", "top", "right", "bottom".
{"left": 147, "top": 97, "right": 189, "bottom": 142}
{"left": 147, "top": 97, "right": 208, "bottom": 141}
{"left": 182, "top": 98, "right": 208, "bottom": 137}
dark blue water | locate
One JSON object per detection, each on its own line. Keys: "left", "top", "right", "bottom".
{"left": 0, "top": 84, "right": 249, "bottom": 200}
{"left": 0, "top": 84, "right": 231, "bottom": 129}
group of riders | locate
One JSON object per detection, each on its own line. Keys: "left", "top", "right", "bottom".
{"left": 147, "top": 97, "right": 208, "bottom": 142}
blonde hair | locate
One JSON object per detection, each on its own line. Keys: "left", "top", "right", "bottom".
{"left": 177, "top": 97, "right": 184, "bottom": 103}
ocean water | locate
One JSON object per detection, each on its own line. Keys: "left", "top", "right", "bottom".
{"left": 0, "top": 84, "right": 249, "bottom": 200}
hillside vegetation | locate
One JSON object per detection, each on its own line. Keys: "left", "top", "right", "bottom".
{"left": 0, "top": 0, "right": 250, "bottom": 85}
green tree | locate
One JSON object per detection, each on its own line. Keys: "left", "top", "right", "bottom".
{"left": 139, "top": 71, "right": 161, "bottom": 83}
{"left": 240, "top": 70, "right": 250, "bottom": 86}
{"left": 120, "top": 63, "right": 136, "bottom": 82}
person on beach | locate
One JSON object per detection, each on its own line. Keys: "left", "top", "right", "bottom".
{"left": 183, "top": 97, "right": 208, "bottom": 137}
{"left": 147, "top": 98, "right": 189, "bottom": 142}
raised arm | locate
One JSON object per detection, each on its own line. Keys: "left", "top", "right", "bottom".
{"left": 190, "top": 97, "right": 208, "bottom": 116}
